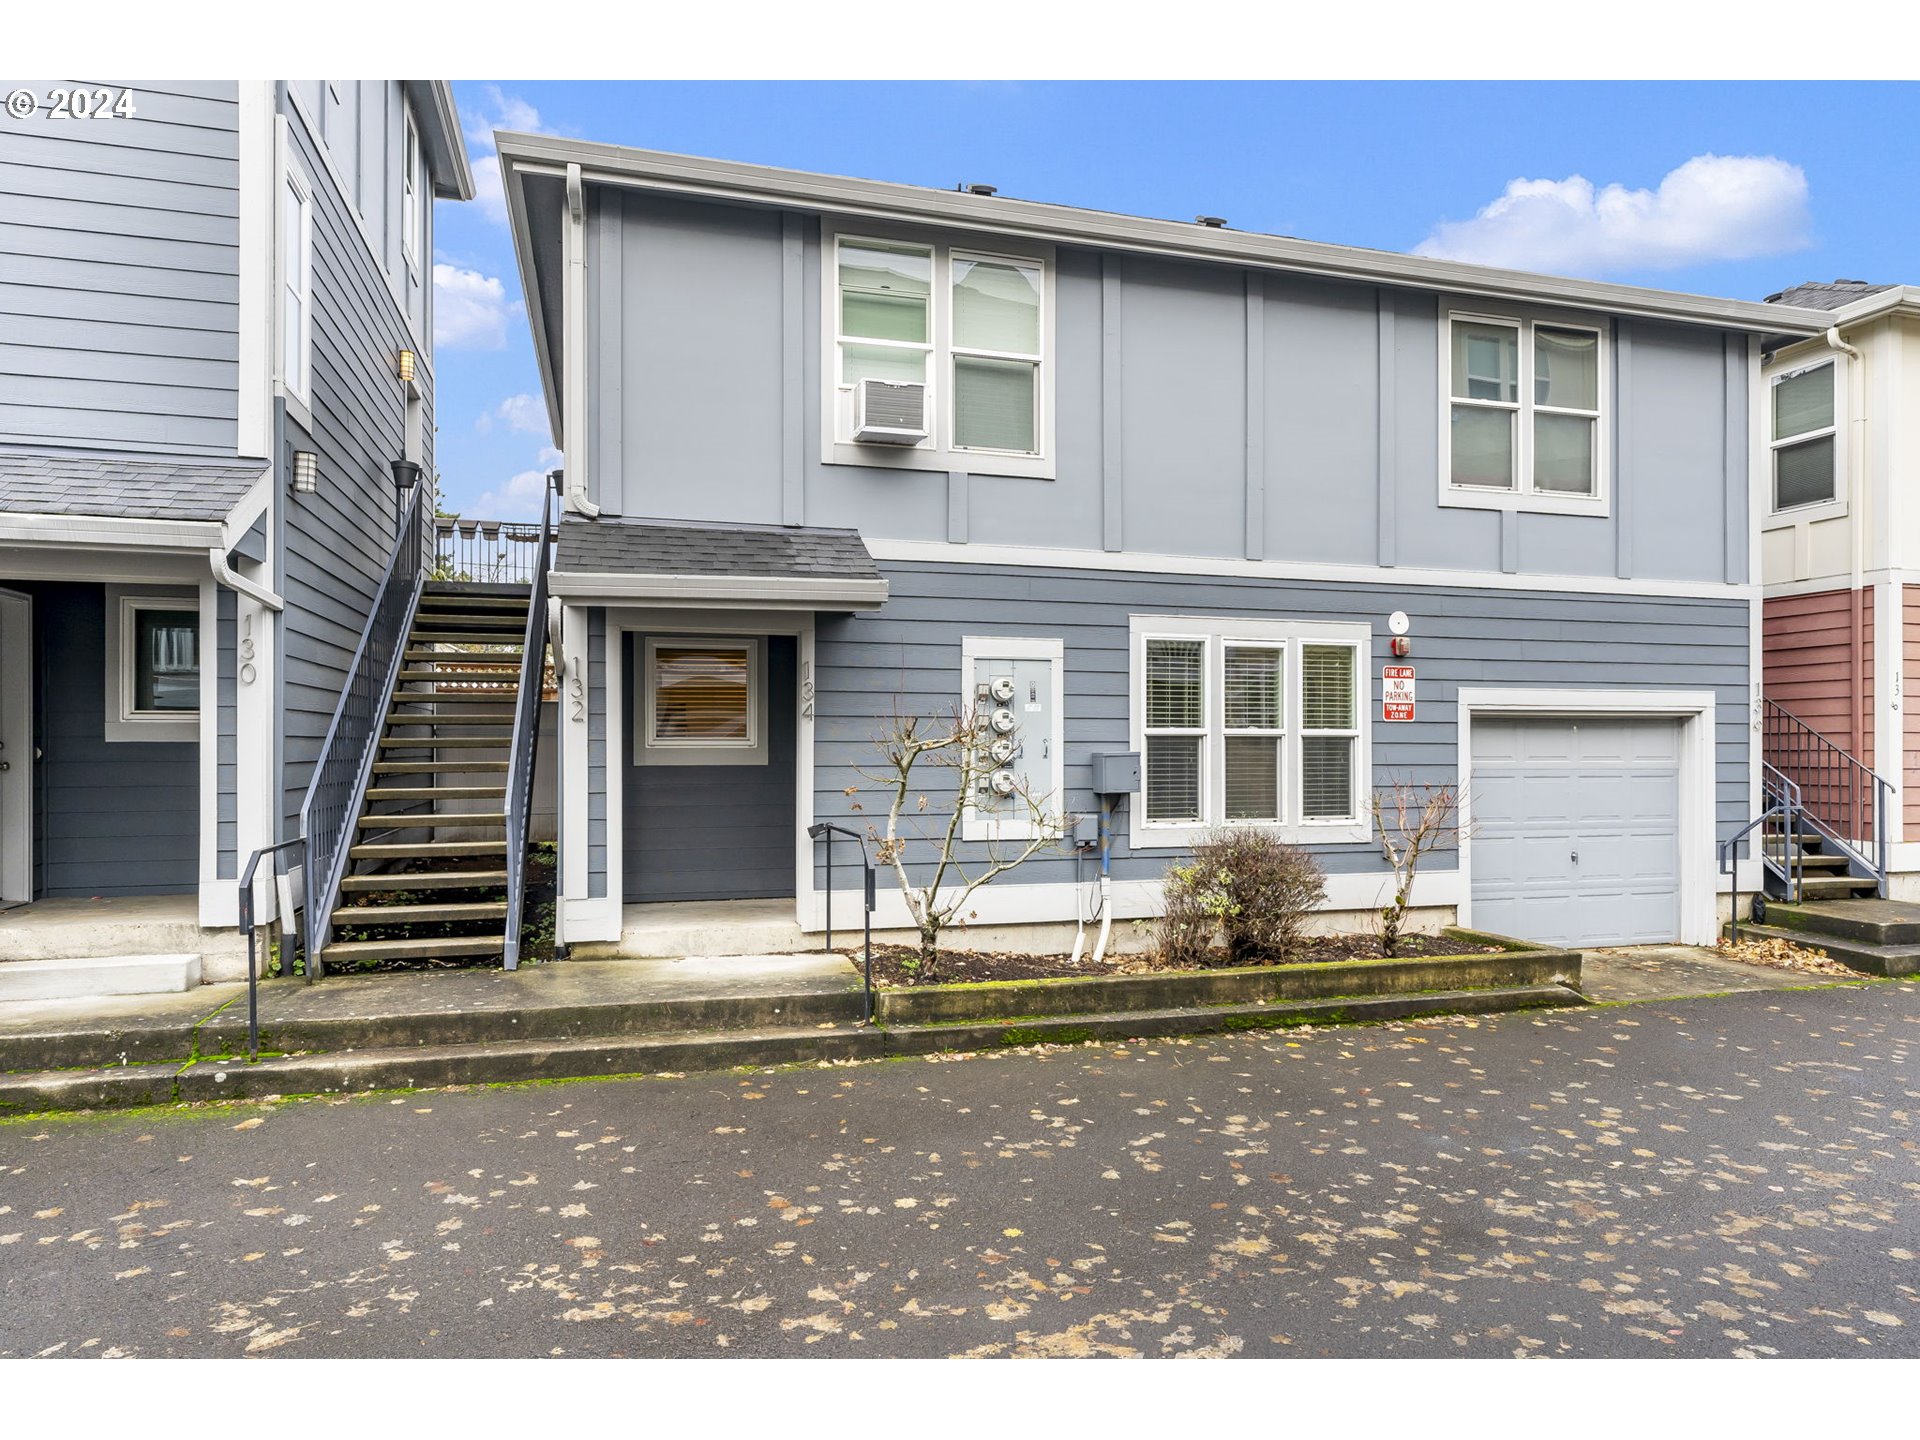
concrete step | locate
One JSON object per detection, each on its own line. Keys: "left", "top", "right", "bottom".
{"left": 1723, "top": 921, "right": 1920, "bottom": 978}
{"left": 1791, "top": 875, "right": 1879, "bottom": 901}
{"left": 1761, "top": 850, "right": 1851, "bottom": 872}
{"left": 0, "top": 982, "right": 1583, "bottom": 1113}
{"left": 1752, "top": 895, "right": 1920, "bottom": 947}
{"left": 331, "top": 901, "right": 508, "bottom": 926}
{"left": 339, "top": 869, "right": 509, "bottom": 892}
{"left": 0, "top": 953, "right": 202, "bottom": 1003}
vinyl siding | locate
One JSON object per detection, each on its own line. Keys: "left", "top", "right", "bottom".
{"left": 806, "top": 562, "right": 1751, "bottom": 891}
{"left": 0, "top": 80, "right": 239, "bottom": 454}
{"left": 1762, "top": 588, "right": 1865, "bottom": 753}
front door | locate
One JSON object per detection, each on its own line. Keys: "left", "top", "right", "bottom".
{"left": 0, "top": 588, "right": 31, "bottom": 906}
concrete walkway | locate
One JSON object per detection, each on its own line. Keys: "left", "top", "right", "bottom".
{"left": 1578, "top": 944, "right": 1862, "bottom": 1003}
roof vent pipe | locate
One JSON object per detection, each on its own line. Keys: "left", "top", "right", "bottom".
{"left": 963, "top": 182, "right": 998, "bottom": 196}
{"left": 1195, "top": 215, "right": 1227, "bottom": 227}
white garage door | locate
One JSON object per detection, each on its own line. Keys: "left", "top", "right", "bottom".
{"left": 1470, "top": 717, "right": 1682, "bottom": 947}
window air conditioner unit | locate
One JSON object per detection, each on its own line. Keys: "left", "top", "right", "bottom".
{"left": 851, "top": 378, "right": 928, "bottom": 445}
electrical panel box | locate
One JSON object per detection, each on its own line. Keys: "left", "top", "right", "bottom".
{"left": 970, "top": 654, "right": 1057, "bottom": 826}
{"left": 1091, "top": 750, "right": 1141, "bottom": 795}
{"left": 1069, "top": 812, "right": 1099, "bottom": 848}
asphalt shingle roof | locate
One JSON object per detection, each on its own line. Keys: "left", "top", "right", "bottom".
{"left": 556, "top": 515, "right": 879, "bottom": 580}
{"left": 1763, "top": 279, "right": 1894, "bottom": 312}
{"left": 0, "top": 448, "right": 264, "bottom": 522}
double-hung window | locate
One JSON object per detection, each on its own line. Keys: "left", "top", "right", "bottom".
{"left": 402, "top": 106, "right": 422, "bottom": 272}
{"left": 1770, "top": 359, "right": 1839, "bottom": 513}
{"left": 828, "top": 230, "right": 1053, "bottom": 477}
{"left": 1444, "top": 311, "right": 1605, "bottom": 511}
{"left": 1134, "top": 619, "right": 1369, "bottom": 845}
{"left": 279, "top": 161, "right": 313, "bottom": 409}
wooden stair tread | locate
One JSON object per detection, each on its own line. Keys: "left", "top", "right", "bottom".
{"left": 371, "top": 760, "right": 510, "bottom": 772}
{"left": 350, "top": 840, "right": 509, "bottom": 859}
{"left": 391, "top": 692, "right": 521, "bottom": 703}
{"left": 397, "top": 668, "right": 524, "bottom": 681}
{"left": 417, "top": 595, "right": 532, "bottom": 610}
{"left": 339, "top": 869, "right": 509, "bottom": 891}
{"left": 331, "top": 901, "right": 509, "bottom": 925}
{"left": 365, "top": 785, "right": 506, "bottom": 801}
{"left": 378, "top": 736, "right": 513, "bottom": 749}
{"left": 357, "top": 811, "right": 506, "bottom": 828}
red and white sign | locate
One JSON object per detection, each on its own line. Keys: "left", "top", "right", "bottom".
{"left": 1382, "top": 665, "right": 1416, "bottom": 722}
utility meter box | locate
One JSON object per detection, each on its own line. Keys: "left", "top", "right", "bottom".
{"left": 1091, "top": 750, "right": 1141, "bottom": 796}
{"left": 970, "top": 653, "right": 1057, "bottom": 823}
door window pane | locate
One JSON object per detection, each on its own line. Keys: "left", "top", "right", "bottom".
{"left": 1145, "top": 736, "right": 1202, "bottom": 823}
{"left": 953, "top": 355, "right": 1036, "bottom": 452}
{"left": 1301, "top": 736, "right": 1354, "bottom": 819}
{"left": 134, "top": 609, "right": 199, "bottom": 713}
{"left": 1301, "top": 646, "right": 1356, "bottom": 730}
{"left": 653, "top": 646, "right": 750, "bottom": 743}
{"left": 1774, "top": 365, "right": 1834, "bottom": 440}
{"left": 1145, "top": 639, "right": 1204, "bottom": 729}
{"left": 1451, "top": 322, "right": 1518, "bottom": 402}
{"left": 1534, "top": 412, "right": 1596, "bottom": 494}
{"left": 1775, "top": 435, "right": 1837, "bottom": 510}
{"left": 1451, "top": 405, "right": 1514, "bottom": 488}
{"left": 1224, "top": 737, "right": 1280, "bottom": 821}
{"left": 1535, "top": 326, "right": 1599, "bottom": 410}
{"left": 953, "top": 256, "right": 1041, "bottom": 355}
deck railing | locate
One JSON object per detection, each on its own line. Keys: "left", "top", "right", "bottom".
{"left": 299, "top": 482, "right": 429, "bottom": 975}
{"left": 433, "top": 515, "right": 555, "bottom": 585}
{"left": 501, "top": 479, "right": 557, "bottom": 970}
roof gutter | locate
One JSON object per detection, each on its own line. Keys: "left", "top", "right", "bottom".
{"left": 548, "top": 571, "right": 890, "bottom": 610}
{"left": 497, "top": 132, "right": 1836, "bottom": 338}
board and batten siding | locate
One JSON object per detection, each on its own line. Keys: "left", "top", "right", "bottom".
{"left": 800, "top": 562, "right": 1752, "bottom": 893}
{"left": 584, "top": 191, "right": 1752, "bottom": 590}
{"left": 0, "top": 80, "right": 240, "bottom": 456}
{"left": 274, "top": 91, "right": 435, "bottom": 837}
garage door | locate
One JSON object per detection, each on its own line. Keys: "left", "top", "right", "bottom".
{"left": 1470, "top": 717, "right": 1682, "bottom": 947}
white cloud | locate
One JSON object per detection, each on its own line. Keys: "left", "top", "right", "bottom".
{"left": 476, "top": 392, "right": 550, "bottom": 439}
{"left": 1413, "top": 153, "right": 1811, "bottom": 276}
{"left": 467, "top": 446, "right": 564, "bottom": 521}
{"left": 433, "top": 263, "right": 512, "bottom": 350}
{"left": 470, "top": 154, "right": 508, "bottom": 226}
{"left": 462, "top": 86, "right": 551, "bottom": 226}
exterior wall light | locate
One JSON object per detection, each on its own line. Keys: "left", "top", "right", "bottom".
{"left": 396, "top": 348, "right": 417, "bottom": 385}
{"left": 292, "top": 449, "right": 319, "bottom": 493}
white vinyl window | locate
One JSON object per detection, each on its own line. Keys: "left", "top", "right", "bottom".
{"left": 1770, "top": 360, "right": 1838, "bottom": 513}
{"left": 279, "top": 161, "right": 313, "bottom": 407}
{"left": 826, "top": 229, "right": 1054, "bottom": 478}
{"left": 402, "top": 105, "right": 422, "bottom": 270}
{"left": 637, "top": 636, "right": 767, "bottom": 767}
{"left": 1134, "top": 619, "right": 1369, "bottom": 847}
{"left": 1443, "top": 311, "right": 1606, "bottom": 513}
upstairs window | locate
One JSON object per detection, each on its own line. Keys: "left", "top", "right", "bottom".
{"left": 827, "top": 230, "right": 1053, "bottom": 478}
{"left": 1444, "top": 312, "right": 1606, "bottom": 511}
{"left": 279, "top": 163, "right": 313, "bottom": 407}
{"left": 1770, "top": 360, "right": 1838, "bottom": 512}
{"left": 402, "top": 106, "right": 422, "bottom": 271}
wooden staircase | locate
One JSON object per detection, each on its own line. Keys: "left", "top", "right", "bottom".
{"left": 322, "top": 581, "right": 532, "bottom": 970}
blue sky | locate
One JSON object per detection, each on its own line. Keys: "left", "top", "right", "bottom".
{"left": 430, "top": 80, "right": 1920, "bottom": 519}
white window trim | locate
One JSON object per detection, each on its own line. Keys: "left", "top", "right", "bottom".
{"left": 1128, "top": 615, "right": 1371, "bottom": 850}
{"left": 106, "top": 588, "right": 200, "bottom": 743}
{"left": 401, "top": 103, "right": 422, "bottom": 276}
{"left": 274, "top": 118, "right": 315, "bottom": 432}
{"left": 1763, "top": 354, "right": 1848, "bottom": 527}
{"left": 1437, "top": 305, "right": 1610, "bottom": 517}
{"left": 821, "top": 221, "right": 1057, "bottom": 481}
{"left": 635, "top": 635, "right": 767, "bottom": 767}
{"left": 959, "top": 635, "right": 1064, "bottom": 843}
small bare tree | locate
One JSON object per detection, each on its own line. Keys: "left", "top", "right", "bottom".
{"left": 1370, "top": 779, "right": 1466, "bottom": 958}
{"left": 857, "top": 703, "right": 1064, "bottom": 979}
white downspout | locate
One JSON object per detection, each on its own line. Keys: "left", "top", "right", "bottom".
{"left": 1828, "top": 326, "right": 1868, "bottom": 760}
{"left": 210, "top": 542, "right": 284, "bottom": 612}
{"left": 563, "top": 161, "right": 600, "bottom": 519}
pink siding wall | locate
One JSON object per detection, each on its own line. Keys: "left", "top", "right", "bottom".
{"left": 1765, "top": 589, "right": 1870, "bottom": 756}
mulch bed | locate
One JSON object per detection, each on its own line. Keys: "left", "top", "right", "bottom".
{"left": 841, "top": 931, "right": 1501, "bottom": 987}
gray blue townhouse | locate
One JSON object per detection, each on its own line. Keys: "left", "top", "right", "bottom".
{"left": 0, "top": 81, "right": 473, "bottom": 990}
{"left": 496, "top": 132, "right": 1835, "bottom": 957}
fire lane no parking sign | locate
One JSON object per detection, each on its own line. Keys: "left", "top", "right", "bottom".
{"left": 1382, "top": 665, "right": 1415, "bottom": 721}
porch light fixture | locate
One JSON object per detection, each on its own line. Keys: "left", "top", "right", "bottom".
{"left": 390, "top": 459, "right": 423, "bottom": 491}
{"left": 292, "top": 449, "right": 318, "bottom": 493}
{"left": 396, "top": 348, "right": 417, "bottom": 385}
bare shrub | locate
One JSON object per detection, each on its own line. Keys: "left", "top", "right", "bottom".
{"left": 1157, "top": 828, "right": 1327, "bottom": 967}
{"left": 1370, "top": 779, "right": 1464, "bottom": 958}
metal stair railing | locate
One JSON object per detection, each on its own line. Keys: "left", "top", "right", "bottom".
{"left": 1723, "top": 764, "right": 1802, "bottom": 939}
{"left": 299, "top": 482, "right": 430, "bottom": 977}
{"left": 501, "top": 476, "right": 557, "bottom": 970}
{"left": 1762, "top": 697, "right": 1893, "bottom": 897}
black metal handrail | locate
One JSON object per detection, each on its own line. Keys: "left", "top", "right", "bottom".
{"left": 433, "top": 516, "right": 556, "bottom": 585}
{"left": 1762, "top": 697, "right": 1892, "bottom": 894}
{"left": 299, "top": 481, "right": 429, "bottom": 976}
{"left": 502, "top": 477, "right": 557, "bottom": 970}
{"left": 809, "top": 822, "right": 875, "bottom": 1024}
{"left": 238, "top": 837, "right": 305, "bottom": 1061}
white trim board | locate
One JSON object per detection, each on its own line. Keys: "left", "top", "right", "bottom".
{"left": 1454, "top": 687, "right": 1720, "bottom": 947}
{"left": 863, "top": 538, "right": 1755, "bottom": 603}
{"left": 549, "top": 572, "right": 889, "bottom": 609}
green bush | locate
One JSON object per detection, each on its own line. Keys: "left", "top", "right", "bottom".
{"left": 1157, "top": 828, "right": 1327, "bottom": 967}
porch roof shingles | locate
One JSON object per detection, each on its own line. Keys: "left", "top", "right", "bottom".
{"left": 556, "top": 515, "right": 881, "bottom": 581}
{"left": 0, "top": 448, "right": 263, "bottom": 522}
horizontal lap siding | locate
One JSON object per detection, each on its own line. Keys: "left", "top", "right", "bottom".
{"left": 1762, "top": 588, "right": 1865, "bottom": 753}
{"left": 0, "top": 81, "right": 239, "bottom": 454}
{"left": 811, "top": 563, "right": 1751, "bottom": 890}
{"left": 277, "top": 92, "right": 428, "bottom": 839}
